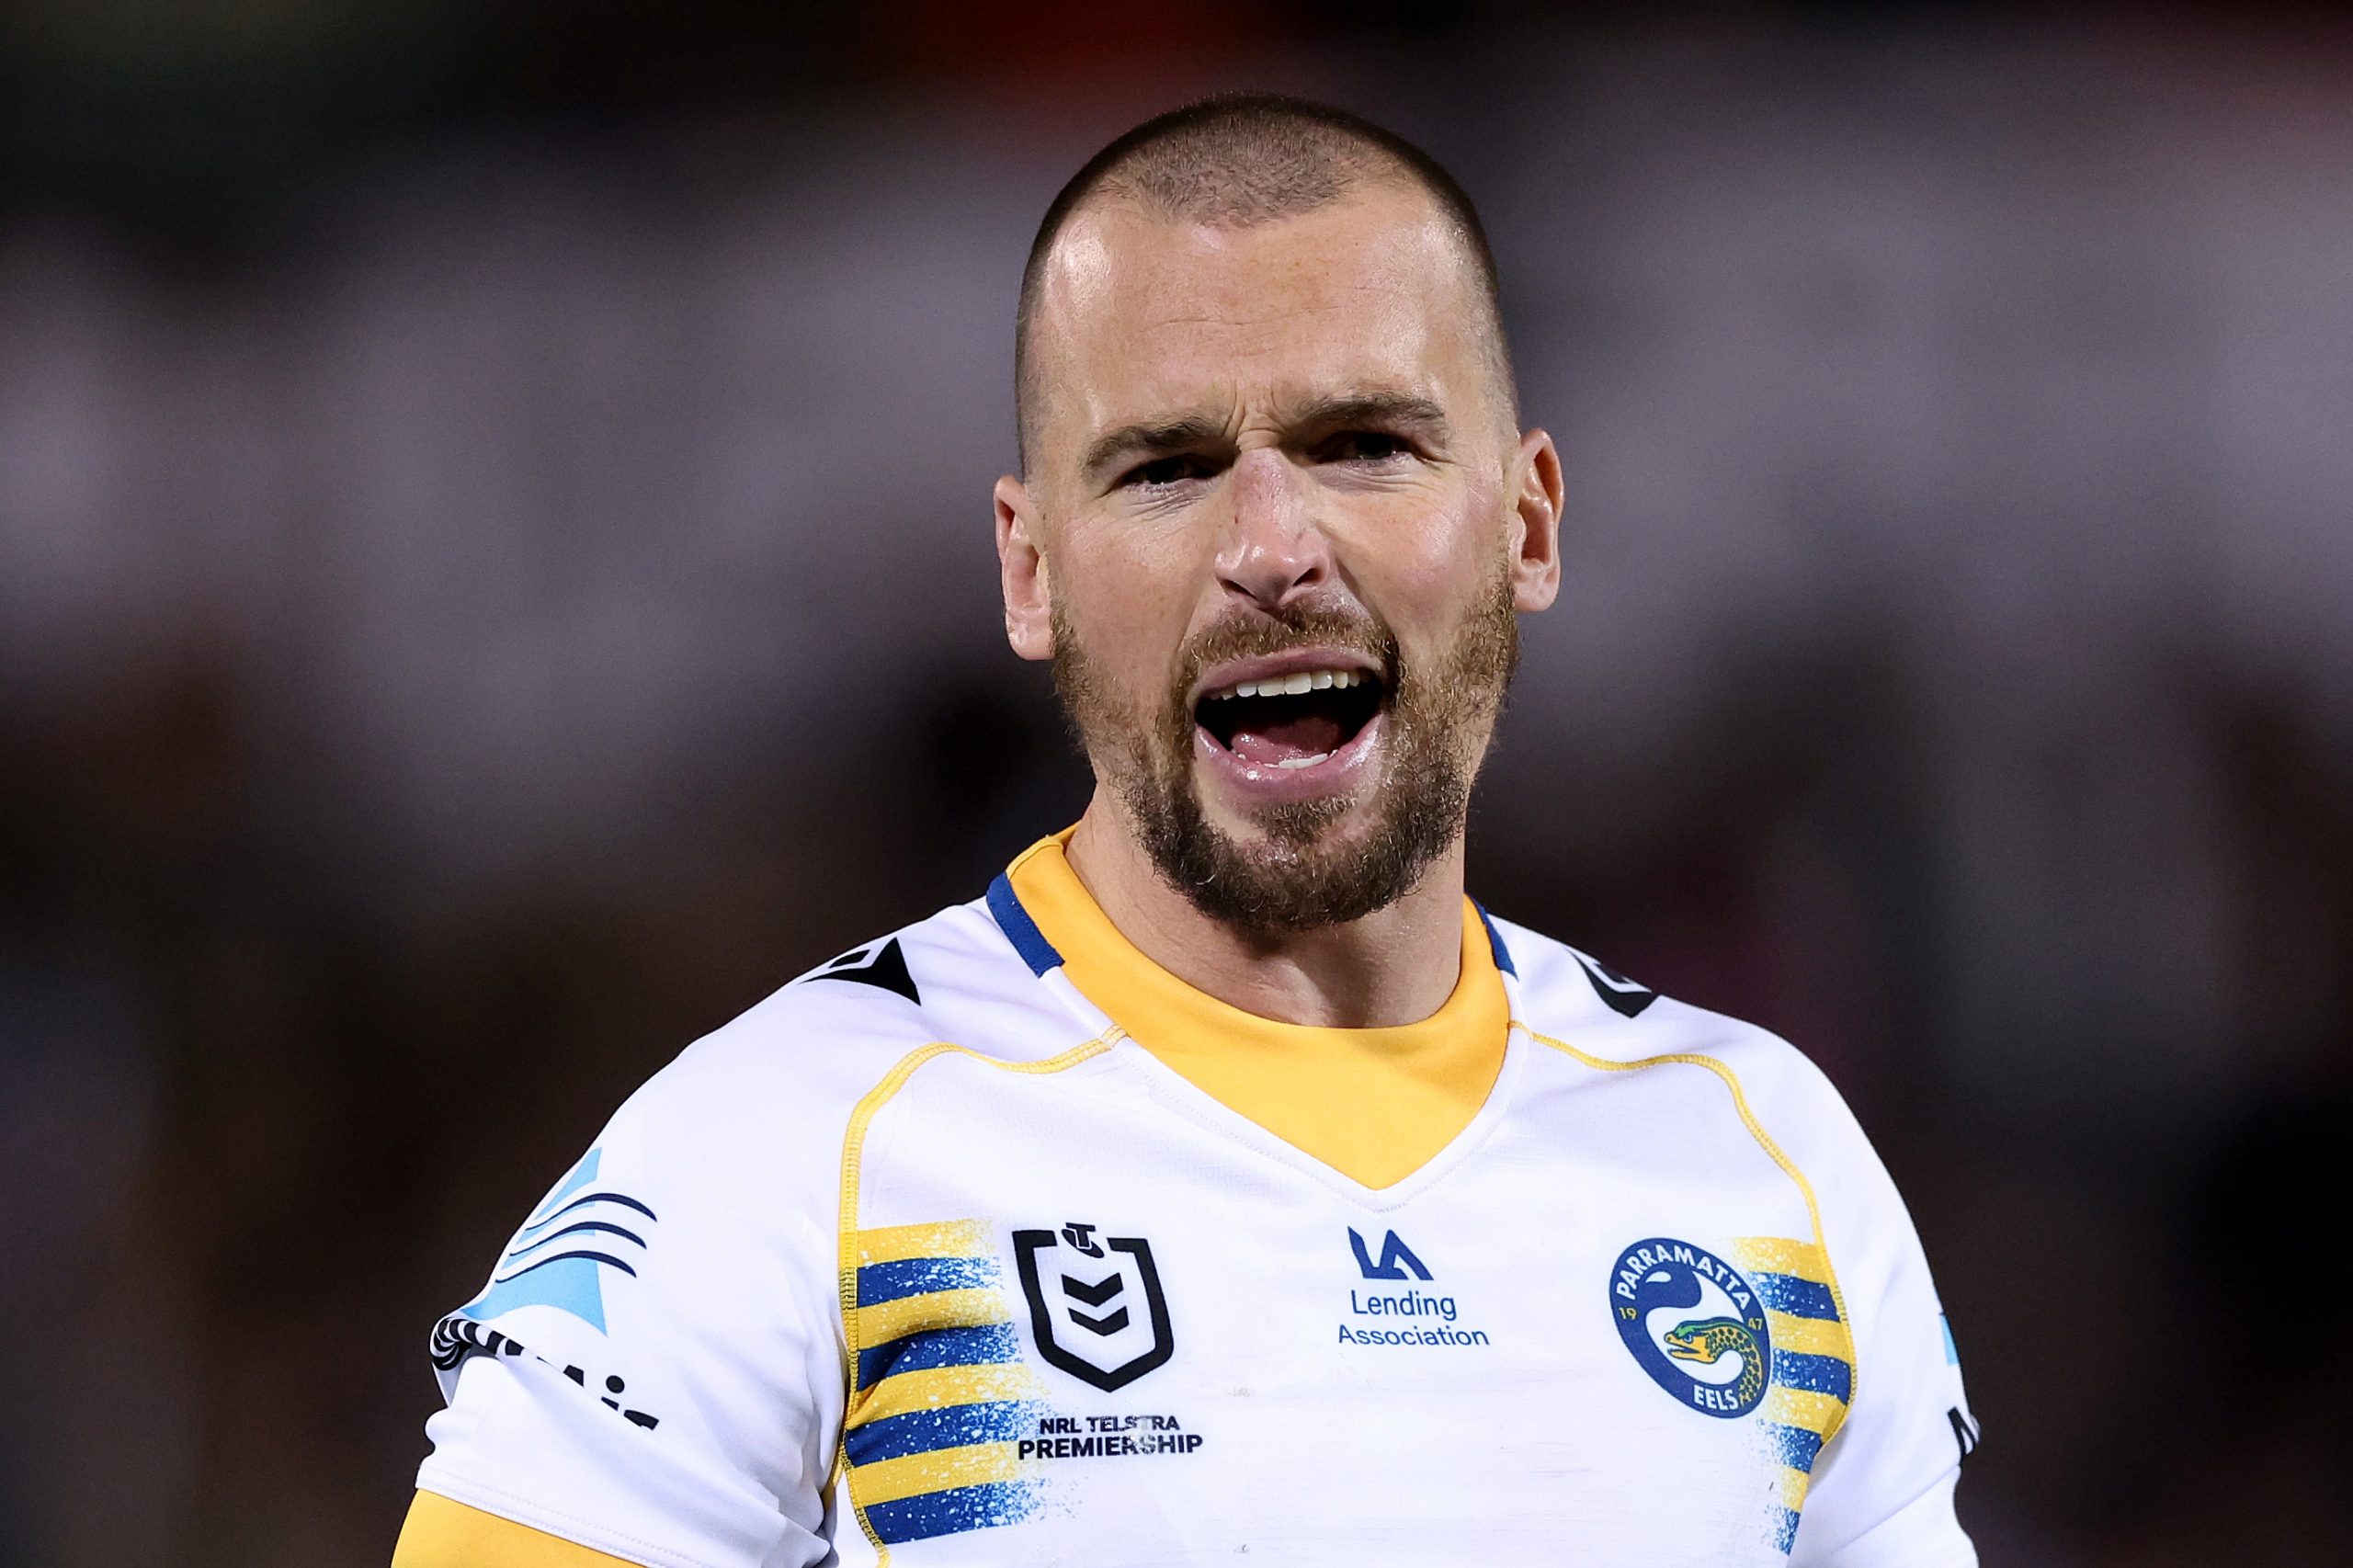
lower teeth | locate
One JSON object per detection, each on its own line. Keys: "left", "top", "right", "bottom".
{"left": 1274, "top": 753, "right": 1333, "bottom": 770}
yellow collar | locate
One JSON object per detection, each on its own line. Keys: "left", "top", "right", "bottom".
{"left": 1003, "top": 832, "right": 1509, "bottom": 1189}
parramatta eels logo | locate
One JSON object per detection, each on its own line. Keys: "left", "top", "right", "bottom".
{"left": 1609, "top": 1237, "right": 1773, "bottom": 1419}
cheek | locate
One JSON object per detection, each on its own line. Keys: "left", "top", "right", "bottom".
{"left": 1055, "top": 527, "right": 1203, "bottom": 690}
{"left": 1340, "top": 489, "right": 1503, "bottom": 636}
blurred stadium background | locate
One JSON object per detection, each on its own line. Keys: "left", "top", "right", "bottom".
{"left": 4, "top": 4, "right": 2348, "bottom": 1563}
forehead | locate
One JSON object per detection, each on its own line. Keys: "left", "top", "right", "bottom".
{"left": 1030, "top": 188, "right": 1491, "bottom": 453}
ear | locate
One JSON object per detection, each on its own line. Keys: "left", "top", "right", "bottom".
{"left": 995, "top": 474, "right": 1054, "bottom": 662}
{"left": 1505, "top": 428, "right": 1564, "bottom": 613}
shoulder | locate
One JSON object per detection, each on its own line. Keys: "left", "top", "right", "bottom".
{"left": 1487, "top": 911, "right": 1866, "bottom": 1160}
{"left": 435, "top": 892, "right": 1074, "bottom": 1357}
{"left": 585, "top": 893, "right": 1076, "bottom": 1205}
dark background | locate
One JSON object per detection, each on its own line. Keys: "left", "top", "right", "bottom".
{"left": 4, "top": 4, "right": 2349, "bottom": 1563}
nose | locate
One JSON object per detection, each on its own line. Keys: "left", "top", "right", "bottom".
{"left": 1212, "top": 447, "right": 1332, "bottom": 611}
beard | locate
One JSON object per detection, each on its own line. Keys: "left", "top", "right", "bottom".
{"left": 1051, "top": 565, "right": 1519, "bottom": 937}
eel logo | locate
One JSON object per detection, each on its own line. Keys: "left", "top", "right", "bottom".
{"left": 1014, "top": 1223, "right": 1175, "bottom": 1392}
{"left": 1608, "top": 1237, "right": 1772, "bottom": 1419}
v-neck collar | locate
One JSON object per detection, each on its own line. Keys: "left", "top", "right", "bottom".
{"left": 987, "top": 831, "right": 1515, "bottom": 1193}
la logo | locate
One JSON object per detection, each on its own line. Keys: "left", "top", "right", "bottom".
{"left": 1348, "top": 1227, "right": 1432, "bottom": 1281}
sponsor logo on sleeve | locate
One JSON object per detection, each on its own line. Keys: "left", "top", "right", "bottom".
{"left": 1949, "top": 1406, "right": 1981, "bottom": 1462}
{"left": 429, "top": 1317, "right": 661, "bottom": 1430}
{"left": 460, "top": 1147, "right": 654, "bottom": 1335}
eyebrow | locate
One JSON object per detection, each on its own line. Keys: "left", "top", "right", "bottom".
{"left": 1078, "top": 392, "right": 1451, "bottom": 481}
{"left": 1287, "top": 392, "right": 1449, "bottom": 440}
{"left": 1081, "top": 415, "right": 1231, "bottom": 480}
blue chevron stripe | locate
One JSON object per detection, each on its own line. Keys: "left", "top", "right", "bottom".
{"left": 1774, "top": 1351, "right": 1853, "bottom": 1403}
{"left": 845, "top": 1400, "right": 1045, "bottom": 1466}
{"left": 857, "top": 1255, "right": 1000, "bottom": 1307}
{"left": 1749, "top": 1271, "right": 1839, "bottom": 1321}
{"left": 863, "top": 1480, "right": 1040, "bottom": 1546}
{"left": 857, "top": 1322, "right": 1022, "bottom": 1392}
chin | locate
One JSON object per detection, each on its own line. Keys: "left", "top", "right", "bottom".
{"left": 1209, "top": 790, "right": 1379, "bottom": 860}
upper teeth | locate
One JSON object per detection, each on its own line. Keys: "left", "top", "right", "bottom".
{"left": 1205, "top": 668, "right": 1368, "bottom": 700}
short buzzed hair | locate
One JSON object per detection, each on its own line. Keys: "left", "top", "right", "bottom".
{"left": 1014, "top": 92, "right": 1513, "bottom": 474}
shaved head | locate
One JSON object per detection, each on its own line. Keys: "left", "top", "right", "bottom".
{"left": 1015, "top": 93, "right": 1513, "bottom": 474}
{"left": 992, "top": 91, "right": 1562, "bottom": 941}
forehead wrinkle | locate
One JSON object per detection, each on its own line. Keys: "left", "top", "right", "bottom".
{"left": 1029, "top": 194, "right": 1505, "bottom": 478}
{"left": 1135, "top": 286, "right": 1422, "bottom": 337}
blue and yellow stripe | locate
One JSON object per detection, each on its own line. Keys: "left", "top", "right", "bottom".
{"left": 1733, "top": 1236, "right": 1856, "bottom": 1556}
{"left": 841, "top": 1220, "right": 1045, "bottom": 1551}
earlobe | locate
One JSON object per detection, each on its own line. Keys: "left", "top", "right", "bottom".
{"left": 1508, "top": 429, "right": 1564, "bottom": 614}
{"left": 995, "top": 474, "right": 1055, "bottom": 662}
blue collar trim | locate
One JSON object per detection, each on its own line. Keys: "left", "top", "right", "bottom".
{"left": 986, "top": 872, "right": 1063, "bottom": 977}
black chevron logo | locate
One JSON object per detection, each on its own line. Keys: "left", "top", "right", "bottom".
{"left": 813, "top": 937, "right": 921, "bottom": 1006}
{"left": 1061, "top": 1273, "right": 1125, "bottom": 1307}
{"left": 1574, "top": 951, "right": 1656, "bottom": 1018}
{"left": 1013, "top": 1227, "right": 1175, "bottom": 1391}
{"left": 1949, "top": 1407, "right": 1980, "bottom": 1463}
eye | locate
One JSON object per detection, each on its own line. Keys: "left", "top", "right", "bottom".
{"left": 1120, "top": 453, "right": 1214, "bottom": 490}
{"left": 1319, "top": 430, "right": 1415, "bottom": 464}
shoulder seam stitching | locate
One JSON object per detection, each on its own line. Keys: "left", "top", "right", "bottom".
{"left": 1516, "top": 1022, "right": 1859, "bottom": 1448}
{"left": 831, "top": 1028, "right": 1124, "bottom": 1562}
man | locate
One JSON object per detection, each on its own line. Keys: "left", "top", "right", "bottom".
{"left": 394, "top": 95, "right": 1976, "bottom": 1566}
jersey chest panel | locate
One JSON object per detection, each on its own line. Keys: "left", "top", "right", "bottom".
{"left": 832, "top": 1038, "right": 1850, "bottom": 1566}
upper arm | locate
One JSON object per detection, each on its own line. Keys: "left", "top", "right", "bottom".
{"left": 1774, "top": 1062, "right": 1978, "bottom": 1567}
{"left": 411, "top": 1044, "right": 848, "bottom": 1568}
{"left": 394, "top": 1490, "right": 645, "bottom": 1568}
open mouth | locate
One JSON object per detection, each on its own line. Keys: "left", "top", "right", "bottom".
{"left": 1193, "top": 666, "right": 1385, "bottom": 770}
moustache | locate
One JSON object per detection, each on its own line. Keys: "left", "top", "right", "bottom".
{"left": 1171, "top": 606, "right": 1400, "bottom": 707}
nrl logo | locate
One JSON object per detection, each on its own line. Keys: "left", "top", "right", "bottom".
{"left": 1013, "top": 1222, "right": 1175, "bottom": 1392}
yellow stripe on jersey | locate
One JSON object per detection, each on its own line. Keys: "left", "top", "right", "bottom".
{"left": 1779, "top": 1465, "right": 1813, "bottom": 1512}
{"left": 392, "top": 1490, "right": 641, "bottom": 1567}
{"left": 1732, "top": 1235, "right": 1833, "bottom": 1280}
{"left": 835, "top": 1036, "right": 1119, "bottom": 1563}
{"left": 852, "top": 1361, "right": 1042, "bottom": 1427}
{"left": 850, "top": 1286, "right": 1010, "bottom": 1350}
{"left": 1763, "top": 1385, "right": 1849, "bottom": 1437}
{"left": 1732, "top": 1233, "right": 1858, "bottom": 1442}
{"left": 1767, "top": 1309, "right": 1850, "bottom": 1358}
{"left": 1521, "top": 1028, "right": 1860, "bottom": 1450}
{"left": 857, "top": 1219, "right": 993, "bottom": 1267}
{"left": 848, "top": 1440, "right": 1028, "bottom": 1506}
{"left": 1006, "top": 832, "right": 1509, "bottom": 1190}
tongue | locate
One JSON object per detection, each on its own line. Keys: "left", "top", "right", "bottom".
{"left": 1227, "top": 712, "right": 1347, "bottom": 766}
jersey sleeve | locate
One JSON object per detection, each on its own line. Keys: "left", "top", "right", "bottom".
{"left": 413, "top": 1036, "right": 847, "bottom": 1568}
{"left": 393, "top": 1489, "right": 646, "bottom": 1566}
{"left": 1780, "top": 1063, "right": 1978, "bottom": 1568}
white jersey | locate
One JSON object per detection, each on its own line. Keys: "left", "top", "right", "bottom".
{"left": 415, "top": 834, "right": 1975, "bottom": 1567}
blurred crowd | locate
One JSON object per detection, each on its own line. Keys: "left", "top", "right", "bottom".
{"left": 3, "top": 6, "right": 2348, "bottom": 1564}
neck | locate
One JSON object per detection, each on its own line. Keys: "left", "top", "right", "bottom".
{"left": 1063, "top": 791, "right": 1469, "bottom": 1029}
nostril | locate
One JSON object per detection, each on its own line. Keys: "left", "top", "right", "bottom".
{"left": 1216, "top": 531, "right": 1332, "bottom": 608}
